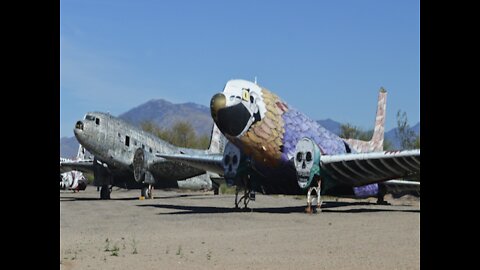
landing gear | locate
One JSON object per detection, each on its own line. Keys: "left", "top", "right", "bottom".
{"left": 141, "top": 184, "right": 154, "bottom": 199}
{"left": 235, "top": 187, "right": 254, "bottom": 210}
{"left": 305, "top": 178, "right": 321, "bottom": 214}
{"left": 376, "top": 184, "right": 390, "bottom": 205}
{"left": 100, "top": 185, "right": 111, "bottom": 200}
{"left": 234, "top": 175, "right": 254, "bottom": 210}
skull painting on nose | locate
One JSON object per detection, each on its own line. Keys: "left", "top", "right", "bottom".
{"left": 294, "top": 138, "right": 321, "bottom": 189}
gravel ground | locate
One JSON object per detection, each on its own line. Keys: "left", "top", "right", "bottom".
{"left": 60, "top": 187, "right": 420, "bottom": 270}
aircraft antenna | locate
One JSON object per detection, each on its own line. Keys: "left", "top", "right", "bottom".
{"left": 254, "top": 76, "right": 257, "bottom": 85}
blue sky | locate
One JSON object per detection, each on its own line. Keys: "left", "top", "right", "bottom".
{"left": 60, "top": 0, "right": 419, "bottom": 138}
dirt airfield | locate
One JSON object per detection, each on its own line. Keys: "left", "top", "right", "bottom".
{"left": 60, "top": 187, "right": 420, "bottom": 270}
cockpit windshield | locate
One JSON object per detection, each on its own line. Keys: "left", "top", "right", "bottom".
{"left": 85, "top": 115, "right": 95, "bottom": 121}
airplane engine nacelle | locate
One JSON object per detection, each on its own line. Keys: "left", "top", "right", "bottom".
{"left": 222, "top": 142, "right": 242, "bottom": 186}
{"left": 133, "top": 148, "right": 155, "bottom": 184}
{"left": 353, "top": 183, "right": 380, "bottom": 198}
{"left": 293, "top": 137, "right": 321, "bottom": 190}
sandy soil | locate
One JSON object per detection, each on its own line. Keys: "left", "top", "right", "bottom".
{"left": 60, "top": 187, "right": 420, "bottom": 270}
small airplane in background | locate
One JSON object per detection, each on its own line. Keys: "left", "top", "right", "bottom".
{"left": 60, "top": 146, "right": 92, "bottom": 192}
{"left": 159, "top": 79, "right": 420, "bottom": 212}
{"left": 61, "top": 112, "right": 227, "bottom": 200}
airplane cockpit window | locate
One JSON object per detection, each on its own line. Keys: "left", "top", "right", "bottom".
{"left": 85, "top": 115, "right": 95, "bottom": 121}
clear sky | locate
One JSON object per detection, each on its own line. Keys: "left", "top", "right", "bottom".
{"left": 60, "top": 0, "right": 419, "bottom": 138}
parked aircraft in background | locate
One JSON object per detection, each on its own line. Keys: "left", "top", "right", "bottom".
{"left": 61, "top": 112, "right": 227, "bottom": 199}
{"left": 60, "top": 146, "right": 92, "bottom": 192}
{"left": 60, "top": 169, "right": 87, "bottom": 192}
{"left": 159, "top": 79, "right": 420, "bottom": 212}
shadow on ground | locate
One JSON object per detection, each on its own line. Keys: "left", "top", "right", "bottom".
{"left": 137, "top": 200, "right": 419, "bottom": 215}
{"left": 59, "top": 193, "right": 207, "bottom": 201}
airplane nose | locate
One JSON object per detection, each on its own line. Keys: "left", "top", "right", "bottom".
{"left": 210, "top": 93, "right": 226, "bottom": 122}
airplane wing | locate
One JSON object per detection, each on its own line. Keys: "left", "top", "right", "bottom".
{"left": 383, "top": 179, "right": 420, "bottom": 194}
{"left": 156, "top": 153, "right": 224, "bottom": 175}
{"left": 320, "top": 149, "right": 420, "bottom": 187}
{"left": 60, "top": 160, "right": 95, "bottom": 174}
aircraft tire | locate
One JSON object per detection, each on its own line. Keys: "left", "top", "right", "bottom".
{"left": 141, "top": 187, "right": 152, "bottom": 199}
{"left": 100, "top": 185, "right": 111, "bottom": 200}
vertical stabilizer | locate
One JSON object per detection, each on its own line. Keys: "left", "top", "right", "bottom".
{"left": 345, "top": 88, "right": 387, "bottom": 152}
{"left": 76, "top": 145, "right": 86, "bottom": 160}
{"left": 370, "top": 87, "right": 387, "bottom": 151}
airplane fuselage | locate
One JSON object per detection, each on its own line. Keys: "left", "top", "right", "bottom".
{"left": 211, "top": 80, "right": 371, "bottom": 195}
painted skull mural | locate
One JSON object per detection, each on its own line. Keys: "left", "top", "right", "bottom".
{"left": 222, "top": 142, "right": 241, "bottom": 185}
{"left": 294, "top": 138, "right": 321, "bottom": 189}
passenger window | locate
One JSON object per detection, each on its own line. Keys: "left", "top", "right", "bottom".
{"left": 125, "top": 136, "right": 130, "bottom": 147}
{"left": 95, "top": 118, "right": 100, "bottom": 125}
{"left": 149, "top": 147, "right": 152, "bottom": 153}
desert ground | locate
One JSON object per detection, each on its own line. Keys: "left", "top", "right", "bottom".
{"left": 60, "top": 187, "right": 420, "bottom": 270}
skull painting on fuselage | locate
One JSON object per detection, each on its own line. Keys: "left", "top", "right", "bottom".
{"left": 294, "top": 138, "right": 321, "bottom": 189}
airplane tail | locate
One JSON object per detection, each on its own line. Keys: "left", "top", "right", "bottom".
{"left": 76, "top": 145, "right": 86, "bottom": 160}
{"left": 345, "top": 88, "right": 387, "bottom": 153}
{"left": 207, "top": 123, "right": 227, "bottom": 154}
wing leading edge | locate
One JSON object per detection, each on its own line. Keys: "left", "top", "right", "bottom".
{"left": 320, "top": 149, "right": 420, "bottom": 186}
{"left": 60, "top": 160, "right": 95, "bottom": 174}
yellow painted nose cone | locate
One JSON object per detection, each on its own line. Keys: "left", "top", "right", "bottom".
{"left": 210, "top": 93, "right": 226, "bottom": 121}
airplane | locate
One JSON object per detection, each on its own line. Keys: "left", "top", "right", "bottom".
{"left": 60, "top": 169, "right": 87, "bottom": 192}
{"left": 158, "top": 79, "right": 420, "bottom": 213}
{"left": 60, "top": 112, "right": 227, "bottom": 200}
{"left": 60, "top": 146, "right": 92, "bottom": 192}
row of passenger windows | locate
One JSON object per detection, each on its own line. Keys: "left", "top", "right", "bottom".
{"left": 118, "top": 132, "right": 153, "bottom": 153}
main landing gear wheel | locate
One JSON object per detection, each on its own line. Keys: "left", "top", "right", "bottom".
{"left": 305, "top": 185, "right": 321, "bottom": 214}
{"left": 141, "top": 185, "right": 154, "bottom": 199}
{"left": 100, "top": 185, "right": 111, "bottom": 200}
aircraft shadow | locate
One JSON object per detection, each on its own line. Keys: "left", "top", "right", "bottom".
{"left": 138, "top": 201, "right": 418, "bottom": 215}
{"left": 320, "top": 201, "right": 420, "bottom": 213}
{"left": 60, "top": 193, "right": 207, "bottom": 201}
{"left": 60, "top": 197, "right": 139, "bottom": 201}
{"left": 138, "top": 204, "right": 306, "bottom": 215}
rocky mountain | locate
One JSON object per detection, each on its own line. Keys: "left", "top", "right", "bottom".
{"left": 119, "top": 99, "right": 214, "bottom": 136}
{"left": 60, "top": 136, "right": 81, "bottom": 159}
{"left": 60, "top": 99, "right": 419, "bottom": 158}
{"left": 385, "top": 122, "right": 420, "bottom": 149}
{"left": 316, "top": 119, "right": 342, "bottom": 135}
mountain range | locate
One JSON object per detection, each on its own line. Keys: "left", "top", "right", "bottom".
{"left": 60, "top": 99, "right": 419, "bottom": 158}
